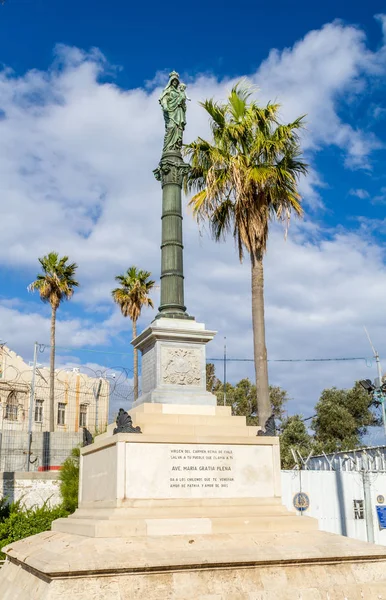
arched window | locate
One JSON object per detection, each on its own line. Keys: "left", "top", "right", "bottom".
{"left": 35, "top": 400, "right": 44, "bottom": 423}
{"left": 79, "top": 404, "right": 88, "bottom": 427}
{"left": 5, "top": 391, "right": 18, "bottom": 421}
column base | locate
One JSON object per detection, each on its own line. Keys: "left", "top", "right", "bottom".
{"left": 132, "top": 317, "right": 216, "bottom": 407}
{"left": 155, "top": 310, "right": 195, "bottom": 321}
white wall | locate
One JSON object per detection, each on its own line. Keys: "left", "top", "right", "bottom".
{"left": 3, "top": 468, "right": 386, "bottom": 548}
{"left": 281, "top": 469, "right": 386, "bottom": 546}
{"left": 0, "top": 472, "right": 60, "bottom": 508}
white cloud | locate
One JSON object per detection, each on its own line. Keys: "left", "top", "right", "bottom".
{"left": 185, "top": 222, "right": 386, "bottom": 415}
{"left": 0, "top": 302, "right": 111, "bottom": 351}
{"left": 375, "top": 14, "right": 386, "bottom": 41}
{"left": 372, "top": 106, "right": 386, "bottom": 120}
{"left": 349, "top": 188, "right": 370, "bottom": 199}
{"left": 373, "top": 187, "right": 386, "bottom": 204}
{"left": 253, "top": 21, "right": 385, "bottom": 168}
{"left": 0, "top": 18, "right": 386, "bottom": 418}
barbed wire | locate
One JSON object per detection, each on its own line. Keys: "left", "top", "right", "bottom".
{"left": 0, "top": 364, "right": 133, "bottom": 399}
{"left": 0, "top": 351, "right": 135, "bottom": 470}
{"left": 35, "top": 344, "right": 135, "bottom": 359}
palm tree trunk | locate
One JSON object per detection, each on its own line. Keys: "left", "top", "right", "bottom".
{"left": 251, "top": 252, "right": 271, "bottom": 430}
{"left": 132, "top": 319, "right": 138, "bottom": 401}
{"left": 49, "top": 305, "right": 57, "bottom": 432}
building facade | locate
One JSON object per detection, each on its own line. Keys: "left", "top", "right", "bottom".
{"left": 0, "top": 345, "right": 109, "bottom": 434}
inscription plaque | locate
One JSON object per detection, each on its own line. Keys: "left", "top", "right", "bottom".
{"left": 169, "top": 446, "right": 235, "bottom": 490}
{"left": 125, "top": 443, "right": 274, "bottom": 499}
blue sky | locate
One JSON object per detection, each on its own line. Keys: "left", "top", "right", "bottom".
{"left": 0, "top": 0, "right": 385, "bottom": 85}
{"left": 0, "top": 0, "right": 386, "bottom": 427}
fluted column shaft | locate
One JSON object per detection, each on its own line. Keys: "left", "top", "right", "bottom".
{"left": 154, "top": 150, "right": 191, "bottom": 319}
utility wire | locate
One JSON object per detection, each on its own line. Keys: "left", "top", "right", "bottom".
{"left": 39, "top": 345, "right": 373, "bottom": 364}
{"left": 207, "top": 356, "right": 371, "bottom": 364}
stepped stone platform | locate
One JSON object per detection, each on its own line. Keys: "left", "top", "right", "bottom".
{"left": 51, "top": 497, "right": 316, "bottom": 538}
{"left": 100, "top": 402, "right": 261, "bottom": 438}
{"left": 1, "top": 403, "right": 386, "bottom": 599}
{"left": 2, "top": 529, "right": 386, "bottom": 599}
{"left": 51, "top": 403, "right": 286, "bottom": 539}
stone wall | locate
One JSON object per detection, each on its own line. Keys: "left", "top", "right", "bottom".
{"left": 0, "top": 471, "right": 60, "bottom": 508}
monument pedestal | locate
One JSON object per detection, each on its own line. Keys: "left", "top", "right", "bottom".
{"left": 50, "top": 403, "right": 303, "bottom": 538}
{"left": 132, "top": 317, "right": 217, "bottom": 407}
{"left": 2, "top": 403, "right": 386, "bottom": 599}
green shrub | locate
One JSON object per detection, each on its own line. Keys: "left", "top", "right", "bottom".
{"left": 0, "top": 446, "right": 82, "bottom": 558}
{"left": 0, "top": 497, "right": 13, "bottom": 523}
{"left": 0, "top": 502, "right": 68, "bottom": 559}
{"left": 59, "top": 446, "right": 80, "bottom": 513}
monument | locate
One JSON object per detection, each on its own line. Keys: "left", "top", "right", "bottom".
{"left": 133, "top": 70, "right": 216, "bottom": 409}
{"left": 2, "top": 72, "right": 386, "bottom": 599}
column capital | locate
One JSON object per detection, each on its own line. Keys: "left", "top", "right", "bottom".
{"left": 153, "top": 151, "right": 190, "bottom": 188}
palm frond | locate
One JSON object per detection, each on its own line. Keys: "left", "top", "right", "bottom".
{"left": 28, "top": 252, "right": 79, "bottom": 307}
{"left": 112, "top": 267, "right": 155, "bottom": 322}
{"left": 184, "top": 79, "right": 308, "bottom": 260}
{"left": 200, "top": 99, "right": 226, "bottom": 133}
{"left": 228, "top": 88, "right": 247, "bottom": 123}
{"left": 210, "top": 199, "right": 234, "bottom": 242}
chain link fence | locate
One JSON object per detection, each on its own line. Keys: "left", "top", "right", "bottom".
{"left": 0, "top": 343, "right": 134, "bottom": 471}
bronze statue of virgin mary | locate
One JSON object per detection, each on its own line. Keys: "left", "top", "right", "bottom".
{"left": 159, "top": 71, "right": 189, "bottom": 153}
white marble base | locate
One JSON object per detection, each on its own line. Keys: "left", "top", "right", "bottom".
{"left": 80, "top": 441, "right": 278, "bottom": 504}
{"left": 51, "top": 423, "right": 287, "bottom": 538}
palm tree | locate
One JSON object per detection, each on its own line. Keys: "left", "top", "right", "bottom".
{"left": 112, "top": 267, "right": 155, "bottom": 401}
{"left": 28, "top": 252, "right": 79, "bottom": 432}
{"left": 184, "top": 84, "right": 307, "bottom": 430}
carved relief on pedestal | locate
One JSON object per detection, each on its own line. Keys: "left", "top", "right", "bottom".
{"left": 161, "top": 347, "right": 201, "bottom": 386}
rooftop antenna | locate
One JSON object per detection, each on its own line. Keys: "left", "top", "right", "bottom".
{"left": 364, "top": 327, "right": 383, "bottom": 386}
{"left": 364, "top": 326, "right": 386, "bottom": 435}
{"left": 364, "top": 327, "right": 377, "bottom": 357}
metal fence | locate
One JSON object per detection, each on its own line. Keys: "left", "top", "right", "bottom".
{"left": 0, "top": 343, "right": 134, "bottom": 471}
{"left": 294, "top": 446, "right": 386, "bottom": 473}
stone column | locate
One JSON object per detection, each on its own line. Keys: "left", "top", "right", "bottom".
{"left": 154, "top": 149, "right": 191, "bottom": 320}
{"left": 132, "top": 73, "right": 217, "bottom": 409}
